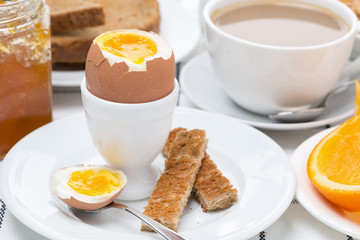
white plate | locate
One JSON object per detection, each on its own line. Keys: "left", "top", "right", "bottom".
{"left": 51, "top": 0, "right": 201, "bottom": 88}
{"left": 180, "top": 52, "right": 354, "bottom": 131}
{"left": 291, "top": 126, "right": 360, "bottom": 238}
{"left": 0, "top": 107, "right": 295, "bottom": 240}
{"left": 52, "top": 70, "right": 85, "bottom": 88}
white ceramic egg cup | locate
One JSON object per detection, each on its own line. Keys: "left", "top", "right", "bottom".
{"left": 81, "top": 78, "right": 179, "bottom": 201}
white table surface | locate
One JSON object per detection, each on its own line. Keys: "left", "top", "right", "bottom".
{"left": 1, "top": 1, "right": 359, "bottom": 239}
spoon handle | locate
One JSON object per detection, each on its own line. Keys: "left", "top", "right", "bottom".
{"left": 111, "top": 202, "right": 190, "bottom": 240}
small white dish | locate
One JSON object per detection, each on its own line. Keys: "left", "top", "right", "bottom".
{"left": 0, "top": 107, "right": 295, "bottom": 240}
{"left": 51, "top": 0, "right": 201, "bottom": 88}
{"left": 180, "top": 52, "right": 355, "bottom": 131}
{"left": 291, "top": 126, "right": 360, "bottom": 238}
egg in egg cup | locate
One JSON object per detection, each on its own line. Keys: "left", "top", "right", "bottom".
{"left": 81, "top": 29, "right": 178, "bottom": 201}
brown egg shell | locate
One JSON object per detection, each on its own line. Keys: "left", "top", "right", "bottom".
{"left": 85, "top": 42, "right": 175, "bottom": 103}
{"left": 60, "top": 186, "right": 125, "bottom": 211}
{"left": 52, "top": 164, "right": 127, "bottom": 211}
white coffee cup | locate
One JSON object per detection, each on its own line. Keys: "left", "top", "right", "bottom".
{"left": 81, "top": 79, "right": 179, "bottom": 200}
{"left": 203, "top": 0, "right": 360, "bottom": 115}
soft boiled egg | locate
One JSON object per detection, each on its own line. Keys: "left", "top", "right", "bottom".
{"left": 85, "top": 29, "right": 175, "bottom": 103}
{"left": 51, "top": 165, "right": 127, "bottom": 210}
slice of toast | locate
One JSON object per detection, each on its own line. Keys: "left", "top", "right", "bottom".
{"left": 51, "top": 0, "right": 160, "bottom": 63}
{"left": 141, "top": 129, "right": 207, "bottom": 232}
{"left": 163, "top": 127, "right": 238, "bottom": 212}
{"left": 47, "top": 0, "right": 105, "bottom": 34}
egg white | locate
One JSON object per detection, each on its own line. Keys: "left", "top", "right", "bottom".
{"left": 94, "top": 29, "right": 173, "bottom": 71}
{"left": 51, "top": 165, "right": 127, "bottom": 204}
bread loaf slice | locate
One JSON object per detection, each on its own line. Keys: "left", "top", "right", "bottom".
{"left": 163, "top": 127, "right": 238, "bottom": 212}
{"left": 47, "top": 0, "right": 105, "bottom": 34}
{"left": 141, "top": 129, "right": 207, "bottom": 232}
{"left": 51, "top": 0, "right": 160, "bottom": 63}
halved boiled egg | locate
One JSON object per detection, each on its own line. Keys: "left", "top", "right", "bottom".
{"left": 85, "top": 29, "right": 175, "bottom": 103}
{"left": 51, "top": 165, "right": 127, "bottom": 210}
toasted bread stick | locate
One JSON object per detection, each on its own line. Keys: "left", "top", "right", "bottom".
{"left": 141, "top": 129, "right": 207, "bottom": 232}
{"left": 193, "top": 153, "right": 238, "bottom": 211}
{"left": 164, "top": 128, "right": 238, "bottom": 212}
{"left": 161, "top": 127, "right": 186, "bottom": 159}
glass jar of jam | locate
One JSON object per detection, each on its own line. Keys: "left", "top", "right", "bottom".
{"left": 0, "top": 0, "right": 52, "bottom": 158}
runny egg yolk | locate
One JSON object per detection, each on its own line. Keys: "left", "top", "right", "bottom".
{"left": 68, "top": 169, "right": 122, "bottom": 196}
{"left": 96, "top": 32, "right": 158, "bottom": 65}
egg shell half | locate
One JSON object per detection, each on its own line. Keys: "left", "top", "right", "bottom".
{"left": 59, "top": 188, "right": 124, "bottom": 211}
{"left": 85, "top": 42, "right": 175, "bottom": 103}
{"left": 52, "top": 164, "right": 127, "bottom": 211}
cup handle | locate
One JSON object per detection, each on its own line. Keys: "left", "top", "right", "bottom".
{"left": 341, "top": 54, "right": 360, "bottom": 80}
{"left": 340, "top": 21, "right": 360, "bottom": 81}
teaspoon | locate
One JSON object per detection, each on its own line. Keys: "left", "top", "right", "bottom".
{"left": 68, "top": 201, "right": 189, "bottom": 240}
{"left": 269, "top": 80, "right": 356, "bottom": 123}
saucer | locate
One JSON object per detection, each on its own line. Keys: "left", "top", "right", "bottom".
{"left": 292, "top": 126, "right": 360, "bottom": 238}
{"left": 180, "top": 52, "right": 354, "bottom": 131}
{"left": 52, "top": 0, "right": 201, "bottom": 88}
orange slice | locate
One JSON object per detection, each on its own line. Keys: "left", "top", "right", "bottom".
{"left": 307, "top": 80, "right": 360, "bottom": 212}
{"left": 355, "top": 80, "right": 360, "bottom": 116}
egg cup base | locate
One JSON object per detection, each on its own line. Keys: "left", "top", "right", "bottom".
{"left": 117, "top": 164, "right": 162, "bottom": 200}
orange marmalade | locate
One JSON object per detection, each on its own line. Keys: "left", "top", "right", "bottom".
{"left": 0, "top": 0, "right": 52, "bottom": 158}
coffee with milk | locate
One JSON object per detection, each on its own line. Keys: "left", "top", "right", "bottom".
{"left": 212, "top": 1, "right": 349, "bottom": 47}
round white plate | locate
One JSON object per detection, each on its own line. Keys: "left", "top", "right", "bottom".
{"left": 0, "top": 107, "right": 295, "bottom": 240}
{"left": 180, "top": 52, "right": 355, "bottom": 131}
{"left": 291, "top": 126, "right": 360, "bottom": 238}
{"left": 51, "top": 0, "right": 201, "bottom": 88}
{"left": 52, "top": 70, "right": 85, "bottom": 88}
